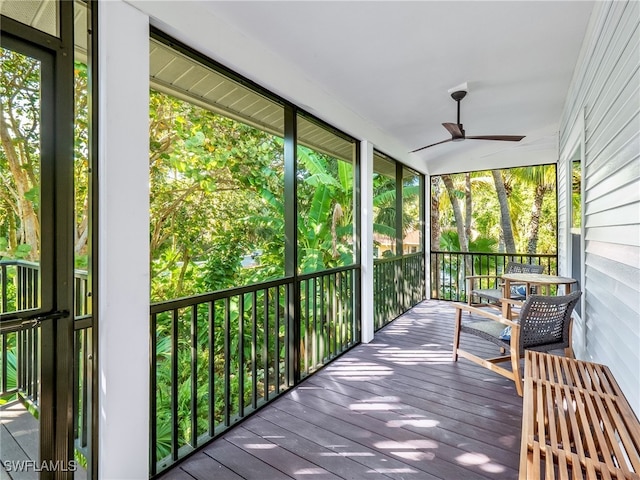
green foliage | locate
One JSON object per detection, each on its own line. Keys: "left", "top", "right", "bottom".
{"left": 0, "top": 48, "right": 42, "bottom": 261}
{"left": 0, "top": 333, "right": 17, "bottom": 405}
{"left": 439, "top": 230, "right": 497, "bottom": 253}
{"left": 149, "top": 89, "right": 287, "bottom": 301}
{"left": 433, "top": 166, "right": 557, "bottom": 254}
{"left": 296, "top": 146, "right": 354, "bottom": 273}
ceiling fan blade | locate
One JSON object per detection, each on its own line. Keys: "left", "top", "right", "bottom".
{"left": 442, "top": 122, "right": 463, "bottom": 138}
{"left": 466, "top": 135, "right": 526, "bottom": 142}
{"left": 410, "top": 138, "right": 453, "bottom": 153}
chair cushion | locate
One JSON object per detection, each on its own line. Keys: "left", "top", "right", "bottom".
{"left": 510, "top": 285, "right": 527, "bottom": 299}
{"left": 499, "top": 326, "right": 512, "bottom": 340}
{"left": 472, "top": 288, "right": 502, "bottom": 302}
{"left": 461, "top": 319, "right": 507, "bottom": 343}
{"left": 473, "top": 285, "right": 527, "bottom": 302}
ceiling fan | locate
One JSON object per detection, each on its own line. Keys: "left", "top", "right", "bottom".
{"left": 410, "top": 90, "right": 525, "bottom": 153}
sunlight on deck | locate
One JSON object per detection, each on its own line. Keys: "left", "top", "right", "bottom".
{"left": 242, "top": 443, "right": 278, "bottom": 449}
{"left": 293, "top": 467, "right": 331, "bottom": 474}
{"left": 391, "top": 450, "right": 435, "bottom": 461}
{"left": 348, "top": 402, "right": 402, "bottom": 411}
{"left": 322, "top": 361, "right": 394, "bottom": 380}
{"left": 373, "top": 347, "right": 452, "bottom": 365}
{"left": 375, "top": 439, "right": 439, "bottom": 449}
{"left": 369, "top": 468, "right": 419, "bottom": 474}
{"left": 319, "top": 451, "right": 376, "bottom": 457}
{"left": 457, "top": 452, "right": 507, "bottom": 473}
{"left": 385, "top": 418, "right": 439, "bottom": 428}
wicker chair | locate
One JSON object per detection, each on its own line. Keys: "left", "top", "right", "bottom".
{"left": 466, "top": 261, "right": 544, "bottom": 308}
{"left": 452, "top": 291, "right": 582, "bottom": 396}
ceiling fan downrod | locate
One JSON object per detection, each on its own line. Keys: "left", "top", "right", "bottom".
{"left": 451, "top": 90, "right": 467, "bottom": 141}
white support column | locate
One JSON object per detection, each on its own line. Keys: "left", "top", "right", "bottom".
{"left": 360, "top": 141, "right": 375, "bottom": 343}
{"left": 424, "top": 175, "right": 432, "bottom": 299}
{"left": 98, "top": 2, "right": 150, "bottom": 478}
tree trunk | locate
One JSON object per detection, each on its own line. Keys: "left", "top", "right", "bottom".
{"left": 430, "top": 177, "right": 441, "bottom": 250}
{"left": 491, "top": 170, "right": 516, "bottom": 254}
{"left": 0, "top": 103, "right": 40, "bottom": 260}
{"left": 526, "top": 183, "right": 549, "bottom": 254}
{"left": 442, "top": 175, "right": 469, "bottom": 252}
{"left": 430, "top": 177, "right": 441, "bottom": 297}
{"left": 464, "top": 173, "right": 472, "bottom": 244}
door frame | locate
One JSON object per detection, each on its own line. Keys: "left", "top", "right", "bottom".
{"left": 1, "top": 4, "right": 77, "bottom": 477}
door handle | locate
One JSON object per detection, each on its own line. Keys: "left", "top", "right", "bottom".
{"left": 23, "top": 310, "right": 70, "bottom": 326}
{"left": 0, "top": 310, "right": 69, "bottom": 331}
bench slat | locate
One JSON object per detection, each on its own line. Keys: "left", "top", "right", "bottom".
{"left": 520, "top": 351, "right": 640, "bottom": 480}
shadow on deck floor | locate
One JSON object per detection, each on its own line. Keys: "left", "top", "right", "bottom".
{"left": 158, "top": 300, "right": 526, "bottom": 480}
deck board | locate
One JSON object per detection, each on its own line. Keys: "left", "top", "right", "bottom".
{"left": 242, "top": 416, "right": 395, "bottom": 480}
{"left": 203, "top": 438, "right": 304, "bottom": 479}
{"left": 158, "top": 300, "right": 529, "bottom": 480}
{"left": 1, "top": 401, "right": 87, "bottom": 480}
{"left": 1, "top": 401, "right": 39, "bottom": 480}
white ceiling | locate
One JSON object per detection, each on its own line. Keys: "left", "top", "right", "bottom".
{"left": 145, "top": 0, "right": 595, "bottom": 175}
{"left": 203, "top": 1, "right": 595, "bottom": 174}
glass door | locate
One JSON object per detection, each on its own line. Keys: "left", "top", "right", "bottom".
{"left": 1, "top": 34, "right": 76, "bottom": 478}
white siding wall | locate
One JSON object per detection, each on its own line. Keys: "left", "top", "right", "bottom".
{"left": 558, "top": 0, "right": 640, "bottom": 414}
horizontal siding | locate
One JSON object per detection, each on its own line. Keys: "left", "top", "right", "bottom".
{"left": 585, "top": 146, "right": 640, "bottom": 209}
{"left": 586, "top": 240, "right": 640, "bottom": 271}
{"left": 585, "top": 248, "right": 640, "bottom": 311}
{"left": 585, "top": 225, "right": 640, "bottom": 246}
{"left": 558, "top": 0, "right": 640, "bottom": 415}
{"left": 586, "top": 203, "right": 639, "bottom": 228}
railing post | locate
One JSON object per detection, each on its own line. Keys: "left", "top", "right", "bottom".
{"left": 1, "top": 264, "right": 7, "bottom": 313}
{"left": 288, "top": 280, "right": 300, "bottom": 387}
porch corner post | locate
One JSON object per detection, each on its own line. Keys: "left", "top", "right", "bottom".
{"left": 360, "top": 141, "right": 375, "bottom": 343}
{"left": 97, "top": 2, "right": 150, "bottom": 479}
{"left": 425, "top": 175, "right": 432, "bottom": 299}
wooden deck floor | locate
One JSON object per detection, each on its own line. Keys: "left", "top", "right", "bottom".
{"left": 0, "top": 401, "right": 87, "bottom": 479}
{"left": 158, "top": 300, "right": 528, "bottom": 480}
{"left": 1, "top": 401, "right": 39, "bottom": 480}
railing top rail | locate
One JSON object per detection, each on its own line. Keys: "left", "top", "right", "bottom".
{"left": 297, "top": 264, "right": 358, "bottom": 281}
{"left": 151, "top": 277, "right": 291, "bottom": 313}
{"left": 373, "top": 251, "right": 424, "bottom": 265}
{"left": 0, "top": 260, "right": 90, "bottom": 281}
{"left": 151, "top": 264, "right": 358, "bottom": 314}
{"left": 429, "top": 251, "right": 557, "bottom": 258}
{"left": 0, "top": 259, "right": 40, "bottom": 268}
{"left": 74, "top": 269, "right": 89, "bottom": 279}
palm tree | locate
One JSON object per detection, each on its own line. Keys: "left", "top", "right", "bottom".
{"left": 511, "top": 165, "right": 555, "bottom": 253}
{"left": 442, "top": 174, "right": 469, "bottom": 253}
{"left": 491, "top": 169, "right": 517, "bottom": 253}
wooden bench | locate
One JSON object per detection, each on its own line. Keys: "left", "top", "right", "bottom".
{"left": 520, "top": 351, "right": 640, "bottom": 479}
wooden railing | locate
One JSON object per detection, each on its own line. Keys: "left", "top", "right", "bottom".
{"left": 430, "top": 251, "right": 558, "bottom": 302}
{"left": 149, "top": 265, "right": 360, "bottom": 475}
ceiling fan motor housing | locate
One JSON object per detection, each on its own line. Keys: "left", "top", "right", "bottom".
{"left": 451, "top": 90, "right": 467, "bottom": 101}
{"left": 453, "top": 124, "right": 465, "bottom": 141}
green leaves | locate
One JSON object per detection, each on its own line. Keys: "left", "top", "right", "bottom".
{"left": 0, "top": 238, "right": 32, "bottom": 259}
{"left": 184, "top": 131, "right": 205, "bottom": 148}
{"left": 14, "top": 244, "right": 32, "bottom": 259}
{"left": 296, "top": 146, "right": 354, "bottom": 273}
